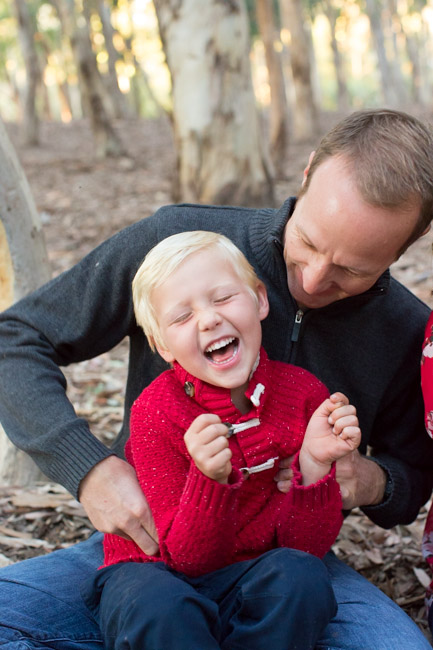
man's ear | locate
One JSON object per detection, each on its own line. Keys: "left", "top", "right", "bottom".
{"left": 256, "top": 282, "right": 270, "bottom": 321}
{"left": 302, "top": 151, "right": 316, "bottom": 187}
{"left": 422, "top": 224, "right": 431, "bottom": 236}
{"left": 155, "top": 344, "right": 175, "bottom": 364}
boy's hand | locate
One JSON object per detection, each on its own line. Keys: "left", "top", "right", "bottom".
{"left": 299, "top": 392, "right": 361, "bottom": 485}
{"left": 184, "top": 413, "right": 232, "bottom": 483}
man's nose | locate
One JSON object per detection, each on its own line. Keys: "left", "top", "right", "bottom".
{"left": 301, "top": 261, "right": 333, "bottom": 295}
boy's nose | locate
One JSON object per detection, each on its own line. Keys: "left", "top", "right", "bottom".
{"left": 198, "top": 308, "right": 222, "bottom": 330}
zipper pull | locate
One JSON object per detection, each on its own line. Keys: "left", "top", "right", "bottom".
{"left": 291, "top": 309, "right": 304, "bottom": 342}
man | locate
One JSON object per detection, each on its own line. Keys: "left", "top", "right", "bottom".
{"left": 1, "top": 109, "right": 433, "bottom": 649}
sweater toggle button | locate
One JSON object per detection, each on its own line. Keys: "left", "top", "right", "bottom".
{"left": 240, "top": 456, "right": 279, "bottom": 478}
{"left": 184, "top": 381, "right": 195, "bottom": 397}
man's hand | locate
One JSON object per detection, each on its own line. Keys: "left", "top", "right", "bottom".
{"left": 184, "top": 413, "right": 232, "bottom": 483}
{"left": 334, "top": 450, "right": 387, "bottom": 509}
{"left": 79, "top": 455, "right": 159, "bottom": 555}
{"left": 274, "top": 450, "right": 387, "bottom": 509}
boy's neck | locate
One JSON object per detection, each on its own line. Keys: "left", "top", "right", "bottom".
{"left": 230, "top": 385, "right": 251, "bottom": 414}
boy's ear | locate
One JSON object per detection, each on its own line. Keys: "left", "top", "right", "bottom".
{"left": 256, "top": 282, "right": 270, "bottom": 321}
{"left": 155, "top": 344, "right": 175, "bottom": 364}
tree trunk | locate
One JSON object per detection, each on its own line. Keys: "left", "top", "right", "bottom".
{"left": 13, "top": 0, "right": 42, "bottom": 146}
{"left": 52, "top": 0, "right": 125, "bottom": 158}
{"left": 365, "top": 0, "right": 400, "bottom": 105}
{"left": 322, "top": 0, "right": 350, "bottom": 111}
{"left": 279, "top": 0, "right": 319, "bottom": 142}
{"left": 96, "top": 0, "right": 131, "bottom": 119}
{"left": 0, "top": 119, "right": 50, "bottom": 486}
{"left": 256, "top": 0, "right": 290, "bottom": 178}
{"left": 153, "top": 0, "right": 273, "bottom": 206}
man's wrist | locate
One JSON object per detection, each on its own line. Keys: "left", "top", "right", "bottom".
{"left": 368, "top": 458, "right": 389, "bottom": 505}
{"left": 370, "top": 460, "right": 392, "bottom": 505}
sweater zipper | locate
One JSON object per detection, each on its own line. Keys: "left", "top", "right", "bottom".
{"left": 291, "top": 309, "right": 304, "bottom": 342}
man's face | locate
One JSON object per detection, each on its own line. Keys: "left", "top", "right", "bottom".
{"left": 283, "top": 155, "right": 420, "bottom": 310}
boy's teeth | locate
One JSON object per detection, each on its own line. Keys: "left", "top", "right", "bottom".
{"left": 206, "top": 337, "right": 235, "bottom": 353}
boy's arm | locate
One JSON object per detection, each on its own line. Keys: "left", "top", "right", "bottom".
{"left": 126, "top": 393, "right": 243, "bottom": 576}
{"left": 276, "top": 392, "right": 359, "bottom": 557}
{"left": 299, "top": 393, "right": 361, "bottom": 485}
{"left": 276, "top": 455, "right": 343, "bottom": 558}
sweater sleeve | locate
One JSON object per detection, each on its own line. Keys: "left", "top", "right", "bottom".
{"left": 0, "top": 216, "right": 162, "bottom": 498}
{"left": 276, "top": 452, "right": 343, "bottom": 558}
{"left": 126, "top": 388, "right": 243, "bottom": 576}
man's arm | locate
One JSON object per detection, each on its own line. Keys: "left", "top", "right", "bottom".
{"left": 0, "top": 216, "right": 160, "bottom": 498}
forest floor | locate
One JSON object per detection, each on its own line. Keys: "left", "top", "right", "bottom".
{"left": 2, "top": 112, "right": 433, "bottom": 642}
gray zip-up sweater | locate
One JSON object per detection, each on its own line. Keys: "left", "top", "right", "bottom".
{"left": 0, "top": 197, "right": 432, "bottom": 529}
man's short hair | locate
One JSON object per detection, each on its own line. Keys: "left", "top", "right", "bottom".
{"left": 132, "top": 230, "right": 262, "bottom": 351}
{"left": 301, "top": 109, "right": 433, "bottom": 254}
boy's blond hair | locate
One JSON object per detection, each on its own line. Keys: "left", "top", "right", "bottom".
{"left": 132, "top": 231, "right": 262, "bottom": 351}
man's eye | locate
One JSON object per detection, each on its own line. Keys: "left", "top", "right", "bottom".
{"left": 343, "top": 268, "right": 361, "bottom": 278}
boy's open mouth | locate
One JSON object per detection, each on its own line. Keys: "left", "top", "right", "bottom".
{"left": 205, "top": 337, "right": 239, "bottom": 364}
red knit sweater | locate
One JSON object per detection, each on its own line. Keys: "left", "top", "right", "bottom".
{"left": 103, "top": 349, "right": 343, "bottom": 576}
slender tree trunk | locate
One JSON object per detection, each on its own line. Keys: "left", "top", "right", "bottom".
{"left": 0, "top": 119, "right": 50, "bottom": 486}
{"left": 279, "top": 0, "right": 319, "bottom": 142}
{"left": 153, "top": 0, "right": 273, "bottom": 206}
{"left": 256, "top": 0, "right": 290, "bottom": 178}
{"left": 52, "top": 0, "right": 125, "bottom": 158}
{"left": 96, "top": 0, "right": 131, "bottom": 119}
{"left": 13, "top": 0, "right": 42, "bottom": 145}
{"left": 322, "top": 0, "right": 350, "bottom": 111}
{"left": 385, "top": 0, "right": 408, "bottom": 105}
{"left": 365, "top": 0, "right": 399, "bottom": 105}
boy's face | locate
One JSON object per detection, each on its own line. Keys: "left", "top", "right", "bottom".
{"left": 153, "top": 249, "right": 269, "bottom": 394}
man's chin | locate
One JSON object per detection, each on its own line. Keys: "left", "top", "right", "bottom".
{"left": 292, "top": 291, "right": 339, "bottom": 310}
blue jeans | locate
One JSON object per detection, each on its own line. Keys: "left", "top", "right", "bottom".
{"left": 0, "top": 533, "right": 431, "bottom": 649}
{"left": 82, "top": 548, "right": 337, "bottom": 649}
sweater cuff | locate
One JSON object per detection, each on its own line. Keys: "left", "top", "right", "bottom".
{"left": 289, "top": 452, "right": 342, "bottom": 510}
{"left": 51, "top": 421, "right": 115, "bottom": 499}
{"left": 181, "top": 463, "right": 242, "bottom": 512}
{"left": 360, "top": 454, "right": 403, "bottom": 528}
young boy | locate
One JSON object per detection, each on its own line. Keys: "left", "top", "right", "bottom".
{"left": 83, "top": 231, "right": 361, "bottom": 650}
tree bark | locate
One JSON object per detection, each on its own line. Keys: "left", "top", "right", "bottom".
{"left": 279, "top": 0, "right": 319, "bottom": 142}
{"left": 365, "top": 0, "right": 400, "bottom": 105}
{"left": 96, "top": 0, "right": 131, "bottom": 119}
{"left": 322, "top": 0, "right": 350, "bottom": 111}
{"left": 52, "top": 0, "right": 125, "bottom": 158}
{"left": 256, "top": 0, "right": 290, "bottom": 178}
{"left": 153, "top": 0, "right": 273, "bottom": 206}
{"left": 13, "top": 0, "right": 42, "bottom": 146}
{"left": 0, "top": 118, "right": 50, "bottom": 486}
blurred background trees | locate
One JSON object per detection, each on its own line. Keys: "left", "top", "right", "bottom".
{"left": 1, "top": 0, "right": 432, "bottom": 205}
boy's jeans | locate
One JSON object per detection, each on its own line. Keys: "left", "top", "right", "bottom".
{"left": 0, "top": 532, "right": 431, "bottom": 649}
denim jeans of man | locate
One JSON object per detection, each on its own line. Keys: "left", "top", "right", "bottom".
{"left": 0, "top": 533, "right": 431, "bottom": 650}
{"left": 81, "top": 547, "right": 336, "bottom": 650}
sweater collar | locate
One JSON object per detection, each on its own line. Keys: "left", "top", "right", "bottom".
{"left": 249, "top": 196, "right": 391, "bottom": 300}
{"left": 172, "top": 347, "right": 272, "bottom": 422}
